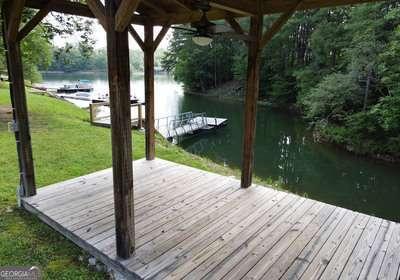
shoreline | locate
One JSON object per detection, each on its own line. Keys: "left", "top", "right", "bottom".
{"left": 185, "top": 87, "right": 400, "bottom": 164}
{"left": 40, "top": 70, "right": 167, "bottom": 75}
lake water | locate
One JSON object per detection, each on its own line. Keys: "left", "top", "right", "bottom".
{"left": 42, "top": 72, "right": 400, "bottom": 222}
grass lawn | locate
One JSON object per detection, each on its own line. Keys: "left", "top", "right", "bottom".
{"left": 0, "top": 83, "right": 275, "bottom": 279}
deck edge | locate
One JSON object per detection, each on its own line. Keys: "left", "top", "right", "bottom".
{"left": 20, "top": 199, "right": 142, "bottom": 280}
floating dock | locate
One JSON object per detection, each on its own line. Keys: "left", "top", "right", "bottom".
{"left": 89, "top": 108, "right": 227, "bottom": 140}
{"left": 155, "top": 112, "right": 227, "bottom": 141}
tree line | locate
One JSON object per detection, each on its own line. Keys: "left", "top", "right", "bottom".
{"left": 46, "top": 45, "right": 165, "bottom": 73}
{"left": 0, "top": 7, "right": 94, "bottom": 82}
{"left": 0, "top": 8, "right": 165, "bottom": 81}
{"left": 162, "top": 2, "right": 400, "bottom": 160}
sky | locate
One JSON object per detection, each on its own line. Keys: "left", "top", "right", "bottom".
{"left": 51, "top": 17, "right": 172, "bottom": 50}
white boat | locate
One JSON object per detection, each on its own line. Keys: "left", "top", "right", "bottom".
{"left": 56, "top": 80, "right": 94, "bottom": 93}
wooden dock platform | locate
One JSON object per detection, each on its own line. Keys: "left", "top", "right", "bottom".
{"left": 155, "top": 113, "right": 227, "bottom": 140}
{"left": 91, "top": 117, "right": 143, "bottom": 129}
{"left": 21, "top": 159, "right": 400, "bottom": 279}
{"left": 90, "top": 102, "right": 144, "bottom": 129}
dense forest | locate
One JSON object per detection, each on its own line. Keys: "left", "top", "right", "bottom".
{"left": 162, "top": 2, "right": 400, "bottom": 161}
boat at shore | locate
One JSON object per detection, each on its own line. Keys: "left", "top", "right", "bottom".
{"left": 56, "top": 80, "right": 93, "bottom": 93}
{"left": 58, "top": 91, "right": 139, "bottom": 104}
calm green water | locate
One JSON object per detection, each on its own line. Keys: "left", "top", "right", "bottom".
{"left": 43, "top": 72, "right": 400, "bottom": 222}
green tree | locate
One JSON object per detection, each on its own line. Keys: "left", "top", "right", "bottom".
{"left": 21, "top": 28, "right": 52, "bottom": 82}
{"left": 163, "top": 2, "right": 400, "bottom": 158}
{"left": 0, "top": 5, "right": 95, "bottom": 82}
{"left": 303, "top": 73, "right": 362, "bottom": 122}
{"left": 162, "top": 27, "right": 238, "bottom": 92}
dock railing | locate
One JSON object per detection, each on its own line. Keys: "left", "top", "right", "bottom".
{"left": 89, "top": 101, "right": 144, "bottom": 128}
{"left": 155, "top": 112, "right": 207, "bottom": 139}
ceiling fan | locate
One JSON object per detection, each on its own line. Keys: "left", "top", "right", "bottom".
{"left": 171, "top": 0, "right": 239, "bottom": 46}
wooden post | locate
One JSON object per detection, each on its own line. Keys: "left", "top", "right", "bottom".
{"left": 241, "top": 15, "right": 263, "bottom": 188}
{"left": 2, "top": 2, "right": 36, "bottom": 197}
{"left": 137, "top": 103, "right": 142, "bottom": 129}
{"left": 144, "top": 22, "right": 155, "bottom": 160}
{"left": 142, "top": 23, "right": 170, "bottom": 160}
{"left": 105, "top": 0, "right": 135, "bottom": 259}
{"left": 89, "top": 103, "right": 94, "bottom": 123}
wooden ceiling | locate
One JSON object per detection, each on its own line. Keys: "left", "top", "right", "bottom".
{"left": 23, "top": 0, "right": 380, "bottom": 26}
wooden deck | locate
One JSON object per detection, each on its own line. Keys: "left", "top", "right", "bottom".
{"left": 21, "top": 159, "right": 400, "bottom": 280}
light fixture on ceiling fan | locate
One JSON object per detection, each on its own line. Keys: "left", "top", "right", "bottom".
{"left": 171, "top": 0, "right": 236, "bottom": 46}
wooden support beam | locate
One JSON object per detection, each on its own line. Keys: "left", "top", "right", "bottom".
{"left": 153, "top": 24, "right": 170, "bottom": 50}
{"left": 24, "top": 0, "right": 146, "bottom": 24}
{"left": 241, "top": 14, "right": 263, "bottom": 188}
{"left": 115, "top": 0, "right": 141, "bottom": 31}
{"left": 2, "top": 3, "right": 36, "bottom": 197}
{"left": 128, "top": 25, "right": 145, "bottom": 51}
{"left": 170, "top": 0, "right": 192, "bottom": 11}
{"left": 7, "top": 0, "right": 25, "bottom": 43}
{"left": 225, "top": 15, "right": 246, "bottom": 35}
{"left": 209, "top": 0, "right": 255, "bottom": 16}
{"left": 6, "top": 45, "right": 36, "bottom": 197}
{"left": 86, "top": 0, "right": 107, "bottom": 30}
{"left": 150, "top": 9, "right": 227, "bottom": 25}
{"left": 260, "top": 0, "right": 302, "bottom": 49}
{"left": 222, "top": 16, "right": 253, "bottom": 42}
{"left": 26, "top": 0, "right": 95, "bottom": 18}
{"left": 105, "top": 0, "right": 135, "bottom": 259}
{"left": 144, "top": 22, "right": 155, "bottom": 160}
{"left": 260, "top": 0, "right": 374, "bottom": 14}
{"left": 141, "top": 0, "right": 164, "bottom": 16}
{"left": 17, "top": 1, "right": 52, "bottom": 41}
{"left": 137, "top": 103, "right": 143, "bottom": 129}
{"left": 24, "top": 0, "right": 384, "bottom": 26}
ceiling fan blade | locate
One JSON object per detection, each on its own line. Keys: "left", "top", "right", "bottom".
{"left": 216, "top": 32, "right": 254, "bottom": 42}
{"left": 211, "top": 24, "right": 234, "bottom": 33}
{"left": 171, "top": 26, "right": 196, "bottom": 33}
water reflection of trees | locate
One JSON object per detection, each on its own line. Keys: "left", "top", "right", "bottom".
{"left": 182, "top": 131, "right": 232, "bottom": 165}
{"left": 276, "top": 134, "right": 302, "bottom": 185}
{"left": 256, "top": 108, "right": 307, "bottom": 187}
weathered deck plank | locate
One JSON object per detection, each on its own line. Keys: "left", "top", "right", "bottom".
{"left": 159, "top": 192, "right": 293, "bottom": 280}
{"left": 339, "top": 217, "right": 382, "bottom": 280}
{"left": 357, "top": 220, "right": 395, "bottom": 280}
{"left": 264, "top": 207, "right": 344, "bottom": 279}
{"left": 20, "top": 158, "right": 400, "bottom": 279}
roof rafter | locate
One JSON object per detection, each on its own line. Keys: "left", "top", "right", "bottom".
{"left": 141, "top": 0, "right": 165, "bottom": 16}
{"left": 151, "top": 9, "right": 228, "bottom": 25}
{"left": 225, "top": 14, "right": 246, "bottom": 35}
{"left": 261, "top": 0, "right": 377, "bottom": 14}
{"left": 115, "top": 0, "right": 141, "bottom": 31}
{"left": 210, "top": 0, "right": 256, "bottom": 16}
{"left": 260, "top": 0, "right": 303, "bottom": 48}
{"left": 170, "top": 0, "right": 192, "bottom": 11}
{"left": 17, "top": 0, "right": 53, "bottom": 41}
{"left": 86, "top": 0, "right": 107, "bottom": 30}
{"left": 23, "top": 0, "right": 384, "bottom": 26}
{"left": 25, "top": 0, "right": 96, "bottom": 18}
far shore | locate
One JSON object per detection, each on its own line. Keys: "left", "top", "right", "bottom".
{"left": 40, "top": 70, "right": 166, "bottom": 75}
{"left": 40, "top": 70, "right": 107, "bottom": 74}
